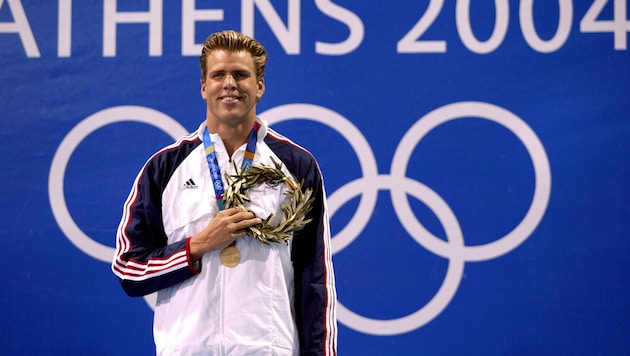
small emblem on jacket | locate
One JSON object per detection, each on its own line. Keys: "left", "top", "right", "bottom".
{"left": 183, "top": 179, "right": 199, "bottom": 190}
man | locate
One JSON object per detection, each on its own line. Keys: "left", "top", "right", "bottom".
{"left": 112, "top": 30, "right": 338, "bottom": 355}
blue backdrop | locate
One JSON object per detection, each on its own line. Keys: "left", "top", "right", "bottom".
{"left": 1, "top": 0, "right": 629, "bottom": 354}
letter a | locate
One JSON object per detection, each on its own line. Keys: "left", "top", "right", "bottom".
{"left": 0, "top": 0, "right": 41, "bottom": 57}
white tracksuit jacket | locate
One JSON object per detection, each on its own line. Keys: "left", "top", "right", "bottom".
{"left": 112, "top": 118, "right": 337, "bottom": 355}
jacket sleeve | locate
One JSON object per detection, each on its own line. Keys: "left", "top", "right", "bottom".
{"left": 111, "top": 150, "right": 200, "bottom": 297}
{"left": 292, "top": 161, "right": 338, "bottom": 356}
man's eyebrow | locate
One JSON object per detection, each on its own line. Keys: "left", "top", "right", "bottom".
{"left": 210, "top": 68, "right": 250, "bottom": 73}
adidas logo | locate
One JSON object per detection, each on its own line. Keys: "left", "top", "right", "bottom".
{"left": 183, "top": 178, "right": 199, "bottom": 190}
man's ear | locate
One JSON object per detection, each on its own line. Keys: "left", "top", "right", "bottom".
{"left": 256, "top": 78, "right": 265, "bottom": 102}
{"left": 201, "top": 79, "right": 207, "bottom": 100}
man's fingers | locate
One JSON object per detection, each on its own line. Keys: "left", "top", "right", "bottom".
{"left": 232, "top": 215, "right": 262, "bottom": 230}
{"left": 212, "top": 207, "right": 261, "bottom": 235}
{"left": 229, "top": 215, "right": 262, "bottom": 236}
{"left": 218, "top": 206, "right": 244, "bottom": 216}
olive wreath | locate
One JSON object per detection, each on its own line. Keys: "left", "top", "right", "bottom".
{"left": 224, "top": 158, "right": 315, "bottom": 244}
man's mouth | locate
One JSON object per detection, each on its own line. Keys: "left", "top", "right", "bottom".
{"left": 219, "top": 96, "right": 241, "bottom": 102}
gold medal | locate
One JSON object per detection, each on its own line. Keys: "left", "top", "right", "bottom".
{"left": 219, "top": 245, "right": 241, "bottom": 267}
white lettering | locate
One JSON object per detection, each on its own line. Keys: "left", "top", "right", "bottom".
{"left": 520, "top": 0, "right": 572, "bottom": 53}
{"left": 181, "top": 0, "right": 224, "bottom": 56}
{"left": 397, "top": 0, "right": 447, "bottom": 53}
{"left": 241, "top": 0, "right": 300, "bottom": 55}
{"left": 6, "top": 0, "right": 622, "bottom": 57}
{"left": 102, "top": 0, "right": 163, "bottom": 57}
{"left": 58, "top": 0, "right": 72, "bottom": 57}
{"left": 314, "top": 0, "right": 364, "bottom": 55}
{"left": 0, "top": 0, "right": 40, "bottom": 57}
{"left": 580, "top": 0, "right": 630, "bottom": 50}
{"left": 456, "top": 0, "right": 509, "bottom": 54}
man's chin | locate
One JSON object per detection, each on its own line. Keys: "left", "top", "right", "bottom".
{"left": 214, "top": 113, "right": 254, "bottom": 126}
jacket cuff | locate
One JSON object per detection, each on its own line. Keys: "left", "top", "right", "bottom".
{"left": 186, "top": 237, "right": 202, "bottom": 274}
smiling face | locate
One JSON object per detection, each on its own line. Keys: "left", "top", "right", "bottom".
{"left": 201, "top": 49, "right": 265, "bottom": 130}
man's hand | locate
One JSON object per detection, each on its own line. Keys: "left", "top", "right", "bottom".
{"left": 189, "top": 206, "right": 262, "bottom": 261}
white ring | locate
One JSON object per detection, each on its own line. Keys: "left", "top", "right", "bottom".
{"left": 334, "top": 175, "right": 465, "bottom": 335}
{"left": 260, "top": 103, "right": 379, "bottom": 253}
{"left": 48, "top": 105, "right": 188, "bottom": 262}
{"left": 391, "top": 102, "right": 551, "bottom": 261}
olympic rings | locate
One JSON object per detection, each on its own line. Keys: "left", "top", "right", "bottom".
{"left": 49, "top": 102, "right": 551, "bottom": 335}
{"left": 262, "top": 102, "right": 551, "bottom": 334}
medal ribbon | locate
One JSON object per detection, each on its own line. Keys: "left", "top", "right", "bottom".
{"left": 203, "top": 121, "right": 260, "bottom": 211}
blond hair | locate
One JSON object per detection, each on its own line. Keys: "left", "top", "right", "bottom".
{"left": 200, "top": 30, "right": 268, "bottom": 82}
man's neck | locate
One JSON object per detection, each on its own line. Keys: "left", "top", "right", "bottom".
{"left": 206, "top": 117, "right": 256, "bottom": 157}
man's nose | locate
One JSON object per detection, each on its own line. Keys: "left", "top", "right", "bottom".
{"left": 223, "top": 75, "right": 237, "bottom": 89}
